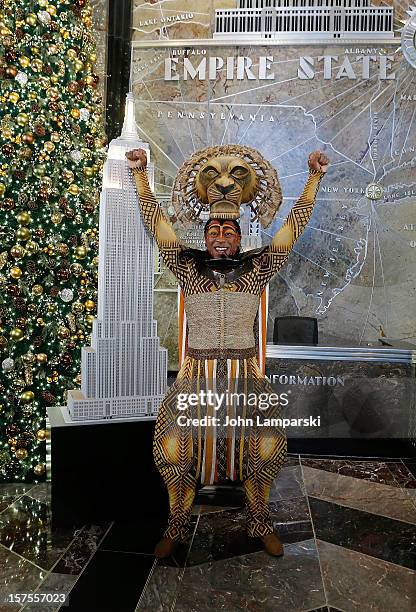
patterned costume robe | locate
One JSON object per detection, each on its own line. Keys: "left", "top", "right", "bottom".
{"left": 132, "top": 167, "right": 324, "bottom": 541}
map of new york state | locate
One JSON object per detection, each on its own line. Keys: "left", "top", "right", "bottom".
{"left": 132, "top": 1, "right": 416, "bottom": 347}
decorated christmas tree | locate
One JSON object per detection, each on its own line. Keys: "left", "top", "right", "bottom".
{"left": 0, "top": 0, "right": 106, "bottom": 481}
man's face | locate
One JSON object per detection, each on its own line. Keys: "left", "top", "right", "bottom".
{"left": 205, "top": 221, "right": 241, "bottom": 259}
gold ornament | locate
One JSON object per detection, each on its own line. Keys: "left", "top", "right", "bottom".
{"left": 47, "top": 303, "right": 57, "bottom": 313}
{"left": 70, "top": 263, "right": 83, "bottom": 276}
{"left": 58, "top": 326, "right": 70, "bottom": 339}
{"left": 47, "top": 87, "right": 59, "bottom": 100}
{"left": 51, "top": 132, "right": 60, "bottom": 142}
{"left": 10, "top": 328, "right": 24, "bottom": 341}
{"left": 16, "top": 211, "right": 31, "bottom": 225}
{"left": 10, "top": 245, "right": 25, "bottom": 259}
{"left": 38, "top": 0, "right": 48, "bottom": 6}
{"left": 22, "top": 352, "right": 35, "bottom": 364}
{"left": 20, "top": 390, "right": 34, "bottom": 403}
{"left": 74, "top": 246, "right": 87, "bottom": 259}
{"left": 47, "top": 5, "right": 57, "bottom": 16}
{"left": 90, "top": 53, "right": 97, "bottom": 63}
{"left": 86, "top": 314, "right": 94, "bottom": 325}
{"left": 19, "top": 56, "right": 30, "bottom": 68}
{"left": 31, "top": 284, "right": 43, "bottom": 296}
{"left": 67, "top": 49, "right": 77, "bottom": 60}
{"left": 22, "top": 132, "right": 34, "bottom": 144}
{"left": 33, "top": 165, "right": 46, "bottom": 178}
{"left": 74, "top": 60, "right": 84, "bottom": 72}
{"left": 68, "top": 184, "right": 79, "bottom": 196}
{"left": 84, "top": 300, "right": 95, "bottom": 311}
{"left": 57, "top": 243, "right": 69, "bottom": 256}
{"left": 9, "top": 266, "right": 22, "bottom": 279}
{"left": 0, "top": 183, "right": 6, "bottom": 197}
{"left": 85, "top": 75, "right": 95, "bottom": 86}
{"left": 63, "top": 169, "right": 74, "bottom": 182}
{"left": 36, "top": 429, "right": 47, "bottom": 440}
{"left": 21, "top": 146, "right": 33, "bottom": 160}
{"left": 8, "top": 437, "right": 18, "bottom": 447}
{"left": 16, "top": 113, "right": 29, "bottom": 126}
{"left": 44, "top": 141, "right": 55, "bottom": 153}
{"left": 2, "top": 128, "right": 13, "bottom": 139}
{"left": 25, "top": 13, "right": 37, "bottom": 26}
{"left": 9, "top": 91, "right": 20, "bottom": 103}
{"left": 16, "top": 227, "right": 30, "bottom": 241}
{"left": 36, "top": 353, "right": 48, "bottom": 364}
{"left": 26, "top": 241, "right": 38, "bottom": 254}
{"left": 36, "top": 318, "right": 45, "bottom": 326}
{"left": 51, "top": 212, "right": 63, "bottom": 225}
{"left": 34, "top": 463, "right": 45, "bottom": 476}
{"left": 15, "top": 448, "right": 28, "bottom": 460}
{"left": 83, "top": 167, "right": 93, "bottom": 178}
{"left": 71, "top": 301, "right": 84, "bottom": 314}
{"left": 71, "top": 108, "right": 80, "bottom": 119}
{"left": 31, "top": 59, "right": 43, "bottom": 72}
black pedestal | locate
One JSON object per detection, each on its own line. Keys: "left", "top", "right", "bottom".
{"left": 47, "top": 407, "right": 169, "bottom": 527}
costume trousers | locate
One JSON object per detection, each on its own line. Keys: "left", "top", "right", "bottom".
{"left": 153, "top": 355, "right": 287, "bottom": 541}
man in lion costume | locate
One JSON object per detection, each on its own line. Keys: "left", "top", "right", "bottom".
{"left": 126, "top": 145, "right": 329, "bottom": 558}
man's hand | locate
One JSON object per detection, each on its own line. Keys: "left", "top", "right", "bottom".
{"left": 308, "top": 151, "right": 329, "bottom": 174}
{"left": 125, "top": 148, "right": 148, "bottom": 170}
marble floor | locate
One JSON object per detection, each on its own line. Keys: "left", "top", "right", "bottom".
{"left": 0, "top": 455, "right": 415, "bottom": 612}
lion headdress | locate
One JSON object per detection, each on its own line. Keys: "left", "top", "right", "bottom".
{"left": 171, "top": 144, "right": 282, "bottom": 229}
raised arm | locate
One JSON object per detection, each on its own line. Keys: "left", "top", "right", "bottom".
{"left": 257, "top": 151, "right": 329, "bottom": 287}
{"left": 126, "top": 149, "right": 189, "bottom": 283}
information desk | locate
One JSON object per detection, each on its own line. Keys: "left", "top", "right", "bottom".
{"left": 265, "top": 340, "right": 416, "bottom": 457}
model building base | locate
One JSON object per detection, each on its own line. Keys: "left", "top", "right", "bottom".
{"left": 47, "top": 406, "right": 169, "bottom": 527}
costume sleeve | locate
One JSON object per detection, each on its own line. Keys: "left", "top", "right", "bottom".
{"left": 131, "top": 167, "right": 190, "bottom": 285}
{"left": 256, "top": 169, "right": 325, "bottom": 288}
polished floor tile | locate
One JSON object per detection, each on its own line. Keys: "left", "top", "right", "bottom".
{"left": 63, "top": 550, "right": 154, "bottom": 612}
{"left": 303, "top": 466, "right": 416, "bottom": 524}
{"left": 270, "top": 465, "right": 306, "bottom": 501}
{"left": 25, "top": 483, "right": 52, "bottom": 504}
{"left": 300, "top": 458, "right": 402, "bottom": 486}
{"left": 136, "top": 564, "right": 184, "bottom": 612}
{"left": 309, "top": 497, "right": 416, "bottom": 570}
{"left": 53, "top": 523, "right": 112, "bottom": 574}
{"left": 317, "top": 539, "right": 416, "bottom": 612}
{"left": 186, "top": 508, "right": 261, "bottom": 567}
{"left": 0, "top": 546, "right": 45, "bottom": 610}
{"left": 99, "top": 517, "right": 167, "bottom": 555}
{"left": 0, "top": 483, "right": 34, "bottom": 513}
{"left": 0, "top": 495, "right": 83, "bottom": 571}
{"left": 389, "top": 462, "right": 416, "bottom": 489}
{"left": 174, "top": 539, "right": 325, "bottom": 612}
{"left": 270, "top": 496, "right": 314, "bottom": 544}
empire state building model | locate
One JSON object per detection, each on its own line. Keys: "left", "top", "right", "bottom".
{"left": 67, "top": 94, "right": 167, "bottom": 421}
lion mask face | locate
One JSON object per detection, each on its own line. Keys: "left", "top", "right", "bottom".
{"left": 195, "top": 156, "right": 259, "bottom": 220}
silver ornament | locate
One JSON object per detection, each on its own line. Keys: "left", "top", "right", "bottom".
{"left": 70, "top": 150, "right": 82, "bottom": 163}
{"left": 15, "top": 72, "right": 28, "bottom": 87}
{"left": 79, "top": 108, "right": 90, "bottom": 121}
{"left": 2, "top": 358, "right": 14, "bottom": 372}
{"left": 37, "top": 11, "right": 51, "bottom": 25}
{"left": 60, "top": 288, "right": 74, "bottom": 303}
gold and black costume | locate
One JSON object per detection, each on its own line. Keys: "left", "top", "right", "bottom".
{"left": 131, "top": 164, "right": 324, "bottom": 542}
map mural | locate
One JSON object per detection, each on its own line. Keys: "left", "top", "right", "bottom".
{"left": 131, "top": 1, "right": 416, "bottom": 367}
